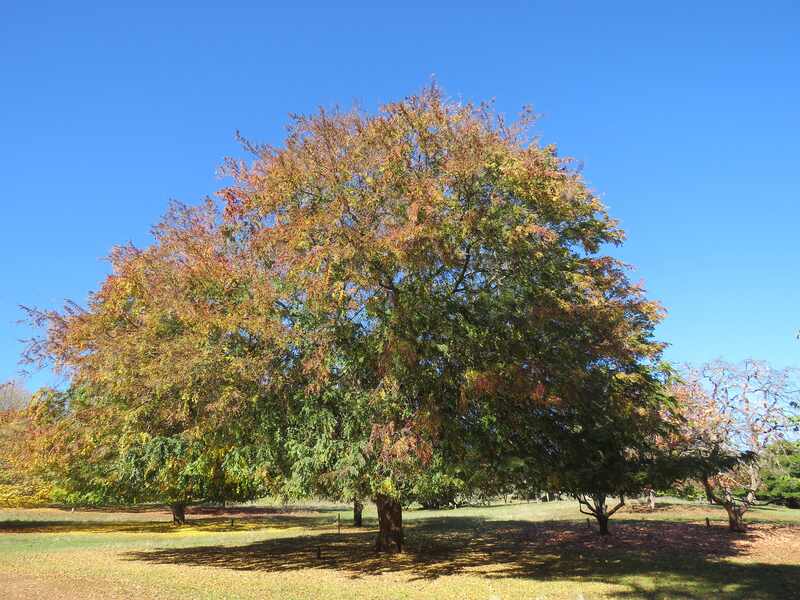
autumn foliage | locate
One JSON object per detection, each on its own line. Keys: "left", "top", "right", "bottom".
{"left": 24, "top": 86, "right": 674, "bottom": 546}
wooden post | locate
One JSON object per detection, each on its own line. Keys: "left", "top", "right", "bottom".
{"left": 706, "top": 517, "right": 710, "bottom": 528}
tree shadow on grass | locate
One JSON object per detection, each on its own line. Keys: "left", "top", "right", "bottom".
{"left": 124, "top": 517, "right": 800, "bottom": 599}
{"left": 0, "top": 511, "right": 338, "bottom": 534}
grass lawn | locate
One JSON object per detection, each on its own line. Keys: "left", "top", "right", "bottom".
{"left": 1, "top": 498, "right": 799, "bottom": 599}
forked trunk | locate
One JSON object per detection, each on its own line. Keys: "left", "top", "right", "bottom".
{"left": 702, "top": 479, "right": 750, "bottom": 533}
{"left": 353, "top": 498, "right": 364, "bottom": 527}
{"left": 374, "top": 494, "right": 403, "bottom": 553}
{"left": 724, "top": 503, "right": 747, "bottom": 532}
{"left": 170, "top": 503, "right": 186, "bottom": 525}
{"left": 582, "top": 493, "right": 623, "bottom": 536}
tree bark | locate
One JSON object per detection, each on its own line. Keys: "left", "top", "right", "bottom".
{"left": 594, "top": 494, "right": 610, "bottom": 535}
{"left": 353, "top": 498, "right": 364, "bottom": 527}
{"left": 374, "top": 494, "right": 403, "bottom": 553}
{"left": 597, "top": 513, "right": 610, "bottom": 535}
{"left": 724, "top": 503, "right": 747, "bottom": 532}
{"left": 170, "top": 502, "right": 186, "bottom": 525}
{"left": 702, "top": 477, "right": 750, "bottom": 533}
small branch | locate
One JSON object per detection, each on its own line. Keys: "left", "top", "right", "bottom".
{"left": 451, "top": 243, "right": 473, "bottom": 295}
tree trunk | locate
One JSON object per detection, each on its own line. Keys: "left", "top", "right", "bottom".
{"left": 170, "top": 503, "right": 186, "bottom": 525}
{"left": 724, "top": 503, "right": 747, "bottom": 532}
{"left": 374, "top": 494, "right": 403, "bottom": 553}
{"left": 586, "top": 493, "right": 624, "bottom": 536}
{"left": 646, "top": 488, "right": 656, "bottom": 511}
{"left": 597, "top": 513, "right": 610, "bottom": 535}
{"left": 593, "top": 494, "right": 610, "bottom": 535}
{"left": 353, "top": 498, "right": 364, "bottom": 527}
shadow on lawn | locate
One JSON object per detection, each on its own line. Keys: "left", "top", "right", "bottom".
{"left": 0, "top": 510, "right": 338, "bottom": 534}
{"left": 125, "top": 517, "right": 800, "bottom": 599}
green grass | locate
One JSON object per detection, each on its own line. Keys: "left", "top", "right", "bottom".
{"left": 1, "top": 498, "right": 798, "bottom": 599}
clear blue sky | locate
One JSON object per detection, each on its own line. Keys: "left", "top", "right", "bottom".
{"left": 2, "top": 1, "right": 798, "bottom": 390}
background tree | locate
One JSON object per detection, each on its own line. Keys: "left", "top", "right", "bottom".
{"left": 758, "top": 440, "right": 800, "bottom": 508}
{"left": 411, "top": 454, "right": 468, "bottom": 510}
{"left": 1, "top": 380, "right": 31, "bottom": 411}
{"left": 518, "top": 364, "right": 684, "bottom": 534}
{"left": 675, "top": 360, "right": 798, "bottom": 531}
{"left": 19, "top": 385, "right": 271, "bottom": 523}
{"left": 0, "top": 381, "right": 52, "bottom": 507}
{"left": 282, "top": 386, "right": 373, "bottom": 526}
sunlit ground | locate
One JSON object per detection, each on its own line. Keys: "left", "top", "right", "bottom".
{"left": 1, "top": 498, "right": 798, "bottom": 599}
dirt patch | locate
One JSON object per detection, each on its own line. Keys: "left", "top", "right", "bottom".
{"left": 487, "top": 519, "right": 800, "bottom": 562}
{"left": 737, "top": 523, "right": 800, "bottom": 564}
{"left": 619, "top": 502, "right": 715, "bottom": 515}
{"left": 0, "top": 574, "right": 137, "bottom": 600}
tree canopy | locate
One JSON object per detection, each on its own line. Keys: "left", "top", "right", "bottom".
{"left": 26, "top": 86, "right": 671, "bottom": 547}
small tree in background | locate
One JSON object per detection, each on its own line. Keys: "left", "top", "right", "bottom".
{"left": 411, "top": 454, "right": 468, "bottom": 510}
{"left": 759, "top": 440, "right": 800, "bottom": 508}
{"left": 21, "top": 386, "right": 271, "bottom": 523}
{"left": 676, "top": 360, "right": 798, "bottom": 531}
{"left": 529, "top": 365, "right": 687, "bottom": 535}
{"left": 281, "top": 386, "right": 373, "bottom": 526}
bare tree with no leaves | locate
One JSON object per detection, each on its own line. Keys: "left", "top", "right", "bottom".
{"left": 0, "top": 380, "right": 31, "bottom": 412}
